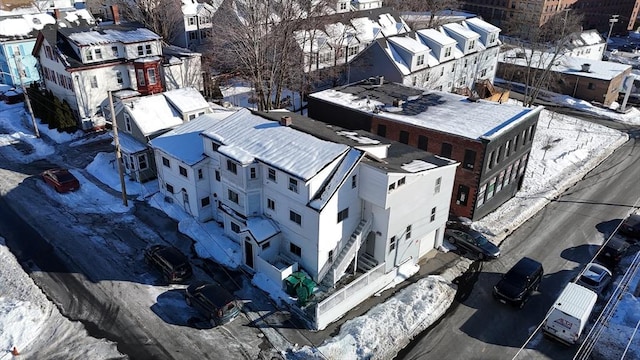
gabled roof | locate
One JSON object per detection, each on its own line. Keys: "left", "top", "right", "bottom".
{"left": 416, "top": 28, "right": 456, "bottom": 47}
{"left": 63, "top": 23, "right": 160, "bottom": 46}
{"left": 310, "top": 81, "right": 542, "bottom": 140}
{"left": 0, "top": 13, "right": 55, "bottom": 40}
{"left": 124, "top": 94, "right": 184, "bottom": 137}
{"left": 162, "top": 87, "right": 209, "bottom": 114}
{"left": 464, "top": 17, "right": 500, "bottom": 34}
{"left": 201, "top": 108, "right": 349, "bottom": 181}
{"left": 442, "top": 22, "right": 480, "bottom": 40}
{"left": 566, "top": 30, "right": 604, "bottom": 49}
{"left": 150, "top": 108, "right": 238, "bottom": 165}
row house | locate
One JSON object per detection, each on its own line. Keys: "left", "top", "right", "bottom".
{"left": 308, "top": 79, "right": 544, "bottom": 221}
{"left": 150, "top": 108, "right": 458, "bottom": 329}
{"left": 107, "top": 87, "right": 212, "bottom": 183}
{"left": 335, "top": 0, "right": 383, "bottom": 13}
{"left": 294, "top": 7, "right": 410, "bottom": 74}
{"left": 32, "top": 5, "right": 202, "bottom": 130}
{"left": 347, "top": 17, "right": 501, "bottom": 94}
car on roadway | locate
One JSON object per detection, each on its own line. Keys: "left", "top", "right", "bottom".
{"left": 575, "top": 262, "right": 612, "bottom": 296}
{"left": 41, "top": 168, "right": 80, "bottom": 193}
{"left": 596, "top": 237, "right": 630, "bottom": 269}
{"left": 619, "top": 211, "right": 640, "bottom": 240}
{"left": 493, "top": 257, "right": 544, "bottom": 309}
{"left": 444, "top": 228, "right": 500, "bottom": 260}
{"left": 184, "top": 281, "right": 242, "bottom": 326}
{"left": 144, "top": 245, "right": 193, "bottom": 284}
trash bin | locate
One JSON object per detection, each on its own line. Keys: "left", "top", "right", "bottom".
{"left": 284, "top": 272, "right": 306, "bottom": 296}
{"left": 296, "top": 277, "right": 316, "bottom": 306}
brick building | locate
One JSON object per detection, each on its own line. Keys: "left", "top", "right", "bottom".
{"left": 308, "top": 79, "right": 543, "bottom": 220}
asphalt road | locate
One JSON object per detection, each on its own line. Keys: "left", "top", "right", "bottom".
{"left": 397, "top": 123, "right": 640, "bottom": 359}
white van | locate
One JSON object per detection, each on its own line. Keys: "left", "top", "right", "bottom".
{"left": 542, "top": 282, "right": 598, "bottom": 345}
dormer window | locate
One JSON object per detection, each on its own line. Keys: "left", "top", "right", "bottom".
{"left": 95, "top": 48, "right": 102, "bottom": 60}
{"left": 111, "top": 46, "right": 119, "bottom": 57}
{"left": 444, "top": 47, "right": 451, "bottom": 57}
{"left": 85, "top": 49, "right": 93, "bottom": 61}
{"left": 468, "top": 40, "right": 476, "bottom": 51}
{"left": 416, "top": 54, "right": 425, "bottom": 66}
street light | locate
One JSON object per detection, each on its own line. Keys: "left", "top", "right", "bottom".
{"left": 606, "top": 15, "right": 619, "bottom": 52}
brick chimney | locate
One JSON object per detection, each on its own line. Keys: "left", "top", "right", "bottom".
{"left": 110, "top": 5, "right": 120, "bottom": 25}
{"left": 53, "top": 8, "right": 60, "bottom": 19}
{"left": 279, "top": 116, "right": 292, "bottom": 126}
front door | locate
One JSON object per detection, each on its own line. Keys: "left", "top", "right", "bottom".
{"left": 244, "top": 240, "right": 253, "bottom": 268}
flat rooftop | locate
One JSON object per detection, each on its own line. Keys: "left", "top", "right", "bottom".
{"left": 310, "top": 81, "right": 538, "bottom": 140}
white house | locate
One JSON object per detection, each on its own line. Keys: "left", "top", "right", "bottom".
{"left": 563, "top": 29, "right": 606, "bottom": 61}
{"left": 348, "top": 17, "right": 501, "bottom": 92}
{"left": 174, "top": 0, "right": 223, "bottom": 50}
{"left": 151, "top": 108, "right": 458, "bottom": 329}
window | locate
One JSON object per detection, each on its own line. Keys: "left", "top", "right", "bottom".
{"left": 430, "top": 207, "right": 436, "bottom": 222}
{"left": 377, "top": 124, "right": 387, "bottom": 137}
{"left": 145, "top": 44, "right": 152, "bottom": 54}
{"left": 388, "top": 183, "right": 396, "bottom": 191}
{"left": 250, "top": 168, "right": 257, "bottom": 179}
{"left": 226, "top": 160, "right": 237, "bottom": 174}
{"left": 116, "top": 71, "right": 123, "bottom": 84}
{"left": 201, "top": 196, "right": 210, "bottom": 207}
{"left": 137, "top": 69, "right": 145, "bottom": 86}
{"left": 85, "top": 49, "right": 93, "bottom": 61}
{"left": 188, "top": 17, "right": 196, "bottom": 25}
{"left": 95, "top": 48, "right": 102, "bottom": 59}
{"left": 505, "top": 140, "right": 512, "bottom": 157}
{"left": 398, "top": 177, "right": 406, "bottom": 187}
{"left": 440, "top": 67, "right": 444, "bottom": 76}
{"left": 166, "top": 183, "right": 174, "bottom": 193}
{"left": 228, "top": 189, "right": 239, "bottom": 204}
{"left": 389, "top": 236, "right": 396, "bottom": 253}
{"left": 179, "top": 166, "right": 187, "bottom": 177}
{"left": 463, "top": 149, "right": 476, "bottom": 170}
{"left": 496, "top": 170, "right": 505, "bottom": 192}
{"left": 416, "top": 54, "right": 425, "bottom": 66}
{"left": 90, "top": 76, "right": 98, "bottom": 88}
{"left": 267, "top": 198, "right": 275, "bottom": 210}
{"left": 351, "top": 174, "right": 357, "bottom": 188}
{"left": 456, "top": 185, "right": 469, "bottom": 206}
{"left": 124, "top": 114, "right": 132, "bottom": 132}
{"left": 337, "top": 208, "right": 349, "bottom": 223}
{"left": 111, "top": 46, "right": 119, "bottom": 57}
{"left": 290, "top": 243, "right": 302, "bottom": 256}
{"left": 212, "top": 142, "right": 219, "bottom": 151}
{"left": 504, "top": 164, "right": 513, "bottom": 186}
{"left": 529, "top": 125, "right": 535, "bottom": 141}
{"left": 268, "top": 168, "right": 276, "bottom": 181}
{"left": 138, "top": 154, "right": 148, "bottom": 170}
{"left": 147, "top": 68, "right": 157, "bottom": 85}
{"left": 435, "top": 177, "right": 441, "bottom": 194}
{"left": 288, "top": 178, "right": 298, "bottom": 193}
{"left": 514, "top": 135, "right": 520, "bottom": 152}
{"left": 137, "top": 45, "right": 144, "bottom": 56}
{"left": 348, "top": 46, "right": 358, "bottom": 56}
{"left": 198, "top": 168, "right": 203, "bottom": 180}
{"left": 468, "top": 40, "right": 476, "bottom": 51}
{"left": 289, "top": 210, "right": 302, "bottom": 225}
{"left": 231, "top": 222, "right": 240, "bottom": 233}
{"left": 445, "top": 47, "right": 451, "bottom": 57}
{"left": 418, "top": 135, "right": 428, "bottom": 150}
{"left": 486, "top": 177, "right": 496, "bottom": 200}
{"left": 477, "top": 184, "right": 486, "bottom": 207}
{"left": 406, "top": 225, "right": 412, "bottom": 239}
{"left": 587, "top": 82, "right": 595, "bottom": 90}
{"left": 162, "top": 157, "right": 170, "bottom": 167}
{"left": 451, "top": 63, "right": 456, "bottom": 73}
{"left": 399, "top": 130, "right": 409, "bottom": 144}
{"left": 441, "top": 143, "right": 452, "bottom": 158}
{"left": 215, "top": 170, "right": 220, "bottom": 181}
{"left": 262, "top": 242, "right": 270, "bottom": 250}
{"left": 488, "top": 151, "right": 495, "bottom": 170}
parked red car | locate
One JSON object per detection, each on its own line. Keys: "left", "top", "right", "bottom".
{"left": 41, "top": 168, "right": 80, "bottom": 193}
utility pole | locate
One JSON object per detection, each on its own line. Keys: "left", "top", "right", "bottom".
{"left": 14, "top": 54, "right": 39, "bottom": 138}
{"left": 109, "top": 90, "right": 128, "bottom": 207}
{"left": 606, "top": 15, "right": 619, "bottom": 52}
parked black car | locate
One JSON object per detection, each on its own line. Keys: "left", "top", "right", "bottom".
{"left": 445, "top": 228, "right": 500, "bottom": 260}
{"left": 493, "top": 257, "right": 544, "bottom": 309}
{"left": 596, "top": 237, "right": 630, "bottom": 269}
{"left": 144, "top": 245, "right": 193, "bottom": 284}
{"left": 619, "top": 212, "right": 640, "bottom": 240}
{"left": 185, "top": 281, "right": 241, "bottom": 326}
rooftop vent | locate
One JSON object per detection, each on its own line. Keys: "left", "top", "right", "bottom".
{"left": 581, "top": 63, "right": 591, "bottom": 72}
{"left": 279, "top": 116, "right": 292, "bottom": 126}
{"left": 392, "top": 98, "right": 404, "bottom": 107}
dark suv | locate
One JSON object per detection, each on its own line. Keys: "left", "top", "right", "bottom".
{"left": 493, "top": 257, "right": 544, "bottom": 309}
{"left": 596, "top": 237, "right": 630, "bottom": 269}
{"left": 144, "top": 245, "right": 193, "bottom": 284}
{"left": 185, "top": 281, "right": 241, "bottom": 326}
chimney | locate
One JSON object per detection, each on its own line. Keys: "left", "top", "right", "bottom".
{"left": 53, "top": 8, "right": 60, "bottom": 19}
{"left": 392, "top": 98, "right": 404, "bottom": 107}
{"left": 110, "top": 5, "right": 120, "bottom": 25}
{"left": 279, "top": 116, "right": 292, "bottom": 126}
{"left": 581, "top": 63, "right": 591, "bottom": 72}
{"left": 378, "top": 76, "right": 384, "bottom": 85}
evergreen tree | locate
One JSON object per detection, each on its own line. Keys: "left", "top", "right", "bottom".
{"left": 50, "top": 96, "right": 63, "bottom": 129}
{"left": 60, "top": 101, "right": 77, "bottom": 132}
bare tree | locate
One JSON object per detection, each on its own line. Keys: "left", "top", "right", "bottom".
{"left": 385, "top": 0, "right": 460, "bottom": 29}
{"left": 498, "top": 10, "right": 584, "bottom": 107}
{"left": 113, "top": 0, "right": 184, "bottom": 44}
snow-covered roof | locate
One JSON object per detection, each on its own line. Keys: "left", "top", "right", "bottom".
{"left": 125, "top": 94, "right": 184, "bottom": 136}
{"left": 150, "top": 109, "right": 238, "bottom": 165}
{"left": 442, "top": 22, "right": 480, "bottom": 39}
{"left": 501, "top": 50, "right": 631, "bottom": 81}
{"left": 310, "top": 83, "right": 540, "bottom": 140}
{"left": 388, "top": 36, "right": 429, "bottom": 54}
{"left": 244, "top": 217, "right": 280, "bottom": 242}
{"left": 162, "top": 88, "right": 210, "bottom": 114}
{"left": 68, "top": 26, "right": 161, "bottom": 46}
{"left": 464, "top": 17, "right": 500, "bottom": 33}
{"left": 416, "top": 28, "right": 456, "bottom": 46}
{"left": 111, "top": 132, "right": 147, "bottom": 154}
{"left": 0, "top": 13, "right": 55, "bottom": 38}
{"left": 201, "top": 109, "right": 349, "bottom": 180}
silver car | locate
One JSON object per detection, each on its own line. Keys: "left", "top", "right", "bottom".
{"left": 576, "top": 262, "right": 612, "bottom": 296}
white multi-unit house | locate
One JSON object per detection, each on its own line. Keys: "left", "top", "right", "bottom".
{"left": 150, "top": 108, "right": 458, "bottom": 329}
{"left": 294, "top": 7, "right": 411, "bottom": 73}
{"left": 174, "top": 0, "right": 223, "bottom": 50}
{"left": 563, "top": 30, "right": 606, "bottom": 61}
{"left": 32, "top": 5, "right": 203, "bottom": 130}
{"left": 348, "top": 17, "right": 501, "bottom": 92}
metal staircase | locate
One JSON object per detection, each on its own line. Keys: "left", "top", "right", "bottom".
{"left": 321, "top": 218, "right": 372, "bottom": 288}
